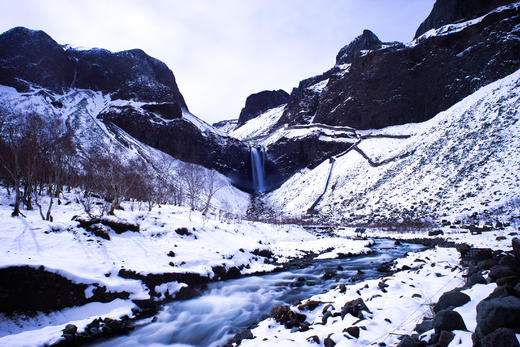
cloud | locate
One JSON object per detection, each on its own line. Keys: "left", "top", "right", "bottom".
{"left": 0, "top": 0, "right": 434, "bottom": 123}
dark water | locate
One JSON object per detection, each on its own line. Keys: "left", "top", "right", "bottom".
{"left": 95, "top": 239, "right": 424, "bottom": 347}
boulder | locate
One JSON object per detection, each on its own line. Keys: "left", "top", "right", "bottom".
{"left": 324, "top": 336, "right": 336, "bottom": 347}
{"left": 488, "top": 265, "right": 517, "bottom": 282}
{"left": 434, "top": 290, "right": 471, "bottom": 313}
{"left": 344, "top": 326, "right": 360, "bottom": 338}
{"left": 415, "top": 318, "right": 434, "bottom": 334}
{"left": 467, "top": 273, "right": 487, "bottom": 286}
{"left": 476, "top": 296, "right": 520, "bottom": 335}
{"left": 438, "top": 330, "right": 455, "bottom": 347}
{"left": 397, "top": 335, "right": 423, "bottom": 347}
{"left": 433, "top": 310, "right": 467, "bottom": 333}
{"left": 270, "top": 304, "right": 306, "bottom": 328}
{"left": 341, "top": 298, "right": 370, "bottom": 319}
{"left": 481, "top": 327, "right": 520, "bottom": 347}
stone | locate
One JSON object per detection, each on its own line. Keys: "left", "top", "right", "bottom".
{"left": 476, "top": 296, "right": 520, "bottom": 335}
{"left": 415, "top": 318, "right": 433, "bottom": 334}
{"left": 467, "top": 273, "right": 487, "bottom": 286}
{"left": 322, "top": 270, "right": 336, "bottom": 280}
{"left": 438, "top": 330, "right": 455, "bottom": 347}
{"left": 488, "top": 265, "right": 516, "bottom": 282}
{"left": 428, "top": 230, "right": 444, "bottom": 236}
{"left": 324, "top": 336, "right": 336, "bottom": 347}
{"left": 482, "top": 328, "right": 520, "bottom": 347}
{"left": 62, "top": 323, "right": 78, "bottom": 341}
{"left": 270, "top": 304, "right": 306, "bottom": 329}
{"left": 341, "top": 298, "right": 370, "bottom": 319}
{"left": 344, "top": 326, "right": 360, "bottom": 338}
{"left": 434, "top": 290, "right": 471, "bottom": 313}
{"left": 498, "top": 254, "right": 519, "bottom": 267}
{"left": 496, "top": 276, "right": 520, "bottom": 287}
{"left": 397, "top": 335, "right": 422, "bottom": 347}
{"left": 228, "top": 328, "right": 254, "bottom": 345}
{"left": 513, "top": 238, "right": 520, "bottom": 261}
{"left": 307, "top": 335, "right": 320, "bottom": 344}
{"left": 479, "top": 259, "right": 497, "bottom": 270}
{"left": 433, "top": 310, "right": 467, "bottom": 333}
{"left": 486, "top": 285, "right": 517, "bottom": 300}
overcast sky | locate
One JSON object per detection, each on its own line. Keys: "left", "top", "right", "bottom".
{"left": 1, "top": 0, "right": 435, "bottom": 124}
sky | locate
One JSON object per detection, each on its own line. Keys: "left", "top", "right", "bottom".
{"left": 1, "top": 0, "right": 435, "bottom": 124}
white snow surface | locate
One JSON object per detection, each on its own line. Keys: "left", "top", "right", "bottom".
{"left": 230, "top": 105, "right": 286, "bottom": 142}
{"left": 267, "top": 68, "right": 520, "bottom": 223}
{"left": 0, "top": 300, "right": 135, "bottom": 347}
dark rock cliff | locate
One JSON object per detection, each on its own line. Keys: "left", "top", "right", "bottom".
{"left": 276, "top": 2, "right": 520, "bottom": 130}
{"left": 415, "top": 0, "right": 517, "bottom": 38}
{"left": 98, "top": 107, "right": 251, "bottom": 187}
{"left": 237, "top": 89, "right": 289, "bottom": 126}
{"left": 0, "top": 27, "right": 187, "bottom": 107}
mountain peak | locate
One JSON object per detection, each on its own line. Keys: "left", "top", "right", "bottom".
{"left": 335, "top": 29, "right": 382, "bottom": 65}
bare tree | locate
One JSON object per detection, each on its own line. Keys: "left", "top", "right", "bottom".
{"left": 179, "top": 162, "right": 204, "bottom": 212}
{"left": 201, "top": 170, "right": 224, "bottom": 215}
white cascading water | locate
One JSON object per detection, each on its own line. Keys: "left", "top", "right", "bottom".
{"left": 250, "top": 147, "right": 266, "bottom": 193}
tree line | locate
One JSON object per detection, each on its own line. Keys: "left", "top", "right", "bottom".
{"left": 0, "top": 110, "right": 224, "bottom": 220}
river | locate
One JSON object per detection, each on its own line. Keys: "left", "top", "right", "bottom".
{"left": 94, "top": 239, "right": 424, "bottom": 347}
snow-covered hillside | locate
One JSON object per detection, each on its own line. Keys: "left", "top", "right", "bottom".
{"left": 0, "top": 85, "right": 248, "bottom": 212}
{"left": 230, "top": 104, "right": 286, "bottom": 142}
{"left": 266, "top": 68, "right": 520, "bottom": 224}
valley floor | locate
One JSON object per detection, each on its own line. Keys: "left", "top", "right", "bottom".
{"left": 0, "top": 190, "right": 519, "bottom": 346}
{"left": 0, "top": 190, "right": 372, "bottom": 346}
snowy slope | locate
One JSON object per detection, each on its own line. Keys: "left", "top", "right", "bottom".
{"left": 266, "top": 68, "right": 520, "bottom": 223}
{"left": 0, "top": 85, "right": 248, "bottom": 212}
{"left": 230, "top": 105, "right": 286, "bottom": 142}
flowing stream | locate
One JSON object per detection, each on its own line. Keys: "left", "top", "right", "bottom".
{"left": 95, "top": 240, "right": 424, "bottom": 347}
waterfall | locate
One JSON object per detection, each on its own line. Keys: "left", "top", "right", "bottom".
{"left": 250, "top": 146, "right": 266, "bottom": 193}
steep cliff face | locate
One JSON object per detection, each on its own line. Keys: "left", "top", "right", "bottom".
{"left": 0, "top": 27, "right": 187, "bottom": 107}
{"left": 237, "top": 89, "right": 289, "bottom": 126}
{"left": 275, "top": 2, "right": 520, "bottom": 130}
{"left": 415, "top": 0, "right": 517, "bottom": 38}
{"left": 0, "top": 27, "right": 256, "bottom": 188}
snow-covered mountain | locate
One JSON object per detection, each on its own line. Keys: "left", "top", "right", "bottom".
{"left": 265, "top": 68, "right": 520, "bottom": 224}
{"left": 221, "top": 0, "right": 520, "bottom": 220}
{"left": 0, "top": 27, "right": 259, "bottom": 189}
